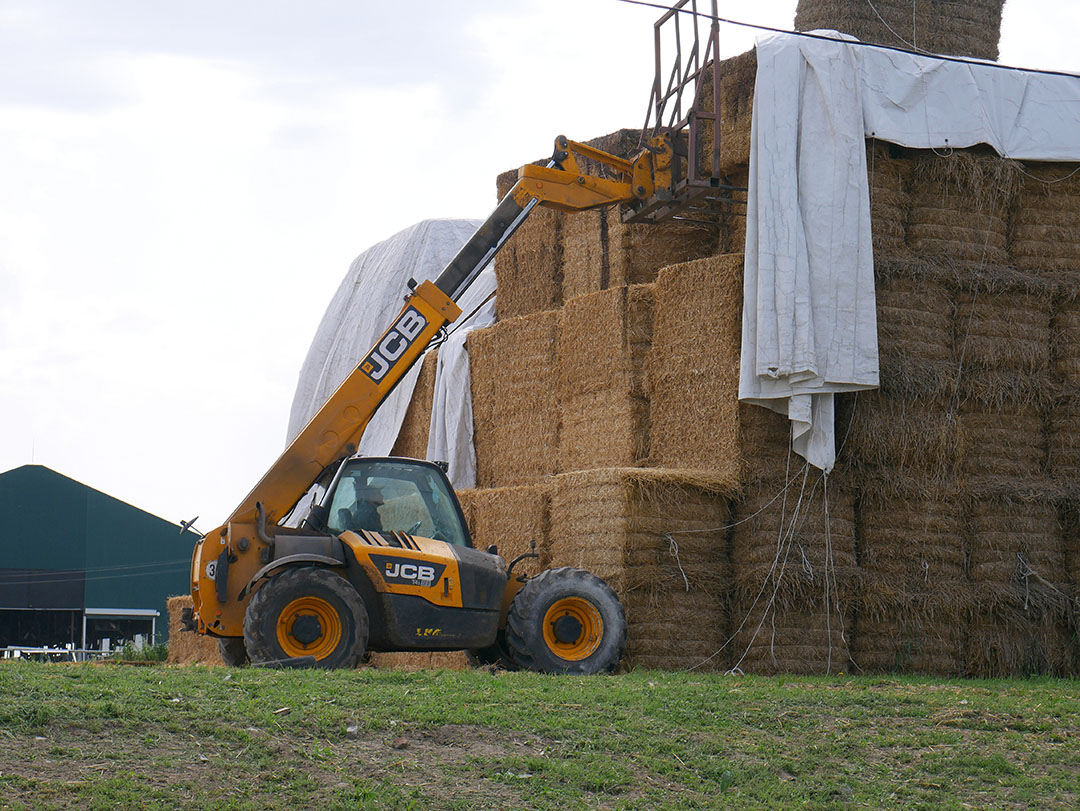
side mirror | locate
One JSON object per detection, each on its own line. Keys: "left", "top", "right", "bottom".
{"left": 485, "top": 544, "right": 498, "bottom": 556}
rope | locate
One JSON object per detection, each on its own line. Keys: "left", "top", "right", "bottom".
{"left": 665, "top": 534, "right": 691, "bottom": 592}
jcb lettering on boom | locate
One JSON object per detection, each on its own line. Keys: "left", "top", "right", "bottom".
{"left": 359, "top": 307, "right": 427, "bottom": 382}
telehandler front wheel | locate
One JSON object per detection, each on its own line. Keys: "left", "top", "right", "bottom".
{"left": 244, "top": 566, "right": 369, "bottom": 669}
{"left": 505, "top": 567, "right": 626, "bottom": 675}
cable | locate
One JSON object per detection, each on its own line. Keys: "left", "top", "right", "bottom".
{"left": 613, "top": 0, "right": 1080, "bottom": 80}
{"left": 0, "top": 557, "right": 192, "bottom": 581}
{"left": 0, "top": 565, "right": 190, "bottom": 587}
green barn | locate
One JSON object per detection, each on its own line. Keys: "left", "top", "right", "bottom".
{"left": 0, "top": 465, "right": 198, "bottom": 651}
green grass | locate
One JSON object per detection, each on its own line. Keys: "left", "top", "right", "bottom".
{"left": 0, "top": 662, "right": 1077, "bottom": 809}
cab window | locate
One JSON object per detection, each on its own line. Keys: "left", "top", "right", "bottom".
{"left": 323, "top": 461, "right": 469, "bottom": 546}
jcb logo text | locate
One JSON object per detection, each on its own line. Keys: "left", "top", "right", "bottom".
{"left": 359, "top": 307, "right": 427, "bottom": 382}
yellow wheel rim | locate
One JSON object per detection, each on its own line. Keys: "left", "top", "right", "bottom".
{"left": 542, "top": 597, "right": 603, "bottom": 661}
{"left": 276, "top": 596, "right": 342, "bottom": 660}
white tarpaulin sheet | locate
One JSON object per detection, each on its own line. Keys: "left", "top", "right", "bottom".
{"left": 288, "top": 218, "right": 481, "bottom": 455}
{"left": 741, "top": 31, "right": 1080, "bottom": 471}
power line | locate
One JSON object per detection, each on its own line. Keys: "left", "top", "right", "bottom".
{"left": 613, "top": 0, "right": 1080, "bottom": 81}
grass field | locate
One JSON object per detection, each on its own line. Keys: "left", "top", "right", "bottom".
{"left": 0, "top": 662, "right": 1077, "bottom": 809}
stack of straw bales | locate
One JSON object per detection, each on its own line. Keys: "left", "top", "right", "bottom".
{"left": 794, "top": 0, "right": 1006, "bottom": 61}
{"left": 387, "top": 26, "right": 1080, "bottom": 675}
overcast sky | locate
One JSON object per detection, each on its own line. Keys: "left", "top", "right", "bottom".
{"left": 1, "top": 0, "right": 1077, "bottom": 530}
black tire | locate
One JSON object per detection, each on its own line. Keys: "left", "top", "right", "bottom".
{"left": 244, "top": 566, "right": 368, "bottom": 669}
{"left": 505, "top": 567, "right": 627, "bottom": 675}
{"left": 465, "top": 630, "right": 519, "bottom": 671}
{"left": 217, "top": 636, "right": 249, "bottom": 667}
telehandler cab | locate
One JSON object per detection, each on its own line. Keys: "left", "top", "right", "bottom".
{"left": 184, "top": 135, "right": 682, "bottom": 673}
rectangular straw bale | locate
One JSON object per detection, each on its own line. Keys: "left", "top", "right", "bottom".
{"left": 737, "top": 402, "right": 793, "bottom": 482}
{"left": 852, "top": 603, "right": 965, "bottom": 676}
{"left": 795, "top": 0, "right": 1005, "bottom": 62}
{"left": 166, "top": 595, "right": 223, "bottom": 665}
{"left": 717, "top": 165, "right": 749, "bottom": 255}
{"left": 455, "top": 484, "right": 551, "bottom": 572}
{"left": 717, "top": 48, "right": 757, "bottom": 169}
{"left": 624, "top": 587, "right": 729, "bottom": 672}
{"left": 493, "top": 168, "right": 563, "bottom": 319}
{"left": 967, "top": 494, "right": 1069, "bottom": 614}
{"left": 647, "top": 254, "right": 743, "bottom": 474}
{"left": 1053, "top": 300, "right": 1080, "bottom": 385}
{"left": 731, "top": 599, "right": 852, "bottom": 675}
{"left": 556, "top": 284, "right": 654, "bottom": 471}
{"left": 905, "top": 151, "right": 1020, "bottom": 264}
{"left": 857, "top": 479, "right": 968, "bottom": 609}
{"left": 958, "top": 403, "right": 1046, "bottom": 479}
{"left": 467, "top": 310, "right": 558, "bottom": 488}
{"left": 389, "top": 350, "right": 438, "bottom": 460}
{"left": 954, "top": 290, "right": 1052, "bottom": 373}
{"left": 867, "top": 140, "right": 912, "bottom": 256}
{"left": 964, "top": 610, "right": 1078, "bottom": 678}
{"left": 844, "top": 391, "right": 964, "bottom": 478}
{"left": 731, "top": 475, "right": 859, "bottom": 605}
{"left": 548, "top": 468, "right": 735, "bottom": 596}
{"left": 368, "top": 651, "right": 468, "bottom": 670}
{"left": 563, "top": 206, "right": 719, "bottom": 298}
{"left": 876, "top": 273, "right": 953, "bottom": 364}
{"left": 1009, "top": 162, "right": 1080, "bottom": 273}
{"left": 1047, "top": 392, "right": 1080, "bottom": 479}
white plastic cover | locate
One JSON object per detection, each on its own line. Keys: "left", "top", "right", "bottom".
{"left": 425, "top": 267, "right": 497, "bottom": 490}
{"left": 741, "top": 31, "right": 1080, "bottom": 471}
{"left": 287, "top": 219, "right": 482, "bottom": 453}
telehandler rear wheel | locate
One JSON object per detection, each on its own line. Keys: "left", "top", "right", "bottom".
{"left": 244, "top": 566, "right": 369, "bottom": 669}
{"left": 218, "top": 636, "right": 249, "bottom": 667}
{"left": 505, "top": 567, "right": 626, "bottom": 675}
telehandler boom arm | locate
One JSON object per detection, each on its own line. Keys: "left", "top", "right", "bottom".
{"left": 222, "top": 135, "right": 669, "bottom": 531}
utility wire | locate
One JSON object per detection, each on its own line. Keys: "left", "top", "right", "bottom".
{"left": 613, "top": 0, "right": 1080, "bottom": 80}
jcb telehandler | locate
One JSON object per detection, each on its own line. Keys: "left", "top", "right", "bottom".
{"left": 184, "top": 135, "right": 683, "bottom": 673}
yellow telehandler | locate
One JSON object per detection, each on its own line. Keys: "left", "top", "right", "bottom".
{"left": 183, "top": 135, "right": 682, "bottom": 673}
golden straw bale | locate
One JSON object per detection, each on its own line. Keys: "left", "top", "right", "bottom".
{"left": 1047, "top": 393, "right": 1080, "bottom": 480}
{"left": 858, "top": 483, "right": 967, "bottom": 607}
{"left": 867, "top": 141, "right": 913, "bottom": 256}
{"left": 731, "top": 599, "right": 852, "bottom": 675}
{"left": 561, "top": 207, "right": 718, "bottom": 298}
{"left": 467, "top": 310, "right": 558, "bottom": 488}
{"left": 738, "top": 402, "right": 794, "bottom": 481}
{"left": 456, "top": 484, "right": 551, "bottom": 574}
{"left": 964, "top": 611, "right": 1078, "bottom": 677}
{"left": 844, "top": 391, "right": 964, "bottom": 477}
{"left": 717, "top": 165, "right": 749, "bottom": 255}
{"left": 556, "top": 285, "right": 654, "bottom": 472}
{"left": 852, "top": 604, "right": 964, "bottom": 676}
{"left": 368, "top": 652, "right": 468, "bottom": 671}
{"left": 967, "top": 496, "right": 1067, "bottom": 612}
{"left": 389, "top": 350, "right": 438, "bottom": 461}
{"left": 166, "top": 595, "right": 224, "bottom": 665}
{"left": 493, "top": 168, "right": 563, "bottom": 319}
{"left": 906, "top": 152, "right": 1021, "bottom": 264}
{"left": 1053, "top": 300, "right": 1080, "bottom": 385}
{"left": 1009, "top": 162, "right": 1080, "bottom": 273}
{"left": 548, "top": 467, "right": 735, "bottom": 594}
{"left": 958, "top": 403, "right": 1046, "bottom": 479}
{"left": 730, "top": 475, "right": 859, "bottom": 605}
{"left": 954, "top": 291, "right": 1052, "bottom": 372}
{"left": 795, "top": 0, "right": 1005, "bottom": 61}
{"left": 625, "top": 587, "right": 729, "bottom": 672}
{"left": 548, "top": 467, "right": 736, "bottom": 672}
{"left": 647, "top": 255, "right": 743, "bottom": 473}
{"left": 716, "top": 48, "right": 757, "bottom": 170}
{"left": 876, "top": 275, "right": 953, "bottom": 363}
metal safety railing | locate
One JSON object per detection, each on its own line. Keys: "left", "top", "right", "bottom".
{"left": 631, "top": 0, "right": 746, "bottom": 223}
